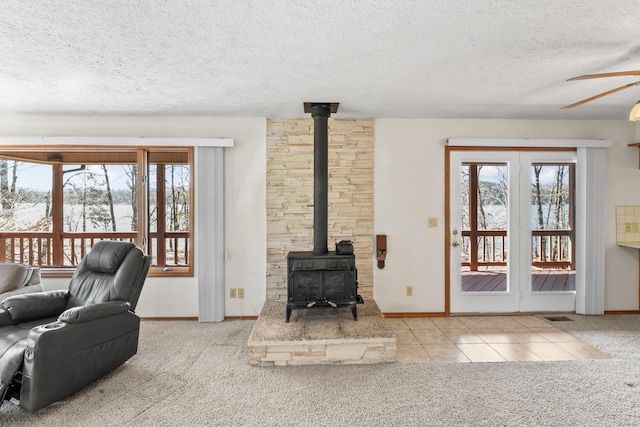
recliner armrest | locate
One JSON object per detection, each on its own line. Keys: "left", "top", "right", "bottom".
{"left": 58, "top": 301, "right": 132, "bottom": 324}
{"left": 1, "top": 290, "right": 69, "bottom": 323}
{"left": 0, "top": 309, "right": 12, "bottom": 326}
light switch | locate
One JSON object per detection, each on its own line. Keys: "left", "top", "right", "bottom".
{"left": 428, "top": 217, "right": 438, "bottom": 228}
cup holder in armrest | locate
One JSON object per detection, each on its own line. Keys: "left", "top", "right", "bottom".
{"left": 41, "top": 323, "right": 64, "bottom": 330}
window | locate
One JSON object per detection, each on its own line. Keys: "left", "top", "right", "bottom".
{"left": 0, "top": 146, "right": 193, "bottom": 276}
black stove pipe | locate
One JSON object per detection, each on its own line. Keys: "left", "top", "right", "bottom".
{"left": 310, "top": 103, "right": 332, "bottom": 255}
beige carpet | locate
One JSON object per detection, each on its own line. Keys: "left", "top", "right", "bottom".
{"left": 1, "top": 314, "right": 640, "bottom": 426}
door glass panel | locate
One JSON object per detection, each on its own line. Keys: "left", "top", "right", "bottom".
{"left": 461, "top": 163, "right": 508, "bottom": 293}
{"left": 530, "top": 164, "right": 575, "bottom": 292}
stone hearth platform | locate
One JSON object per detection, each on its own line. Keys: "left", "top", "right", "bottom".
{"left": 247, "top": 299, "right": 396, "bottom": 366}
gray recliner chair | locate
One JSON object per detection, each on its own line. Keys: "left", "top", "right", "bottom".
{"left": 0, "top": 263, "right": 43, "bottom": 301}
{"left": 0, "top": 240, "right": 151, "bottom": 412}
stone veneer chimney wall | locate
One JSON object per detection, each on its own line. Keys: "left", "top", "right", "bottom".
{"left": 266, "top": 118, "right": 374, "bottom": 301}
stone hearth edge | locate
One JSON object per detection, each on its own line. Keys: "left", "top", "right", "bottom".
{"left": 248, "top": 299, "right": 396, "bottom": 366}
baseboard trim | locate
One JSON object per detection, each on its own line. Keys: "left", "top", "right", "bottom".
{"left": 225, "top": 316, "right": 259, "bottom": 320}
{"left": 604, "top": 310, "right": 640, "bottom": 315}
{"left": 383, "top": 312, "right": 446, "bottom": 318}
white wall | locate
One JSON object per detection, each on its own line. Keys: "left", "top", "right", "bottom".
{"left": 0, "top": 116, "right": 267, "bottom": 318}
{"left": 3, "top": 116, "right": 637, "bottom": 316}
{"left": 374, "top": 119, "right": 639, "bottom": 313}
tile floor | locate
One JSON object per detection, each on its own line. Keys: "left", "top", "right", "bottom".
{"left": 388, "top": 315, "right": 610, "bottom": 363}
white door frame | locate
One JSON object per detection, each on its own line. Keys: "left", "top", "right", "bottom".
{"left": 446, "top": 139, "right": 612, "bottom": 315}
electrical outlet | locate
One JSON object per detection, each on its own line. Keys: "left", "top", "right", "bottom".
{"left": 428, "top": 217, "right": 438, "bottom": 228}
{"left": 406, "top": 286, "right": 413, "bottom": 296}
{"left": 634, "top": 223, "right": 640, "bottom": 233}
{"left": 237, "top": 288, "right": 245, "bottom": 299}
{"left": 230, "top": 288, "right": 236, "bottom": 298}
{"left": 626, "top": 223, "right": 633, "bottom": 232}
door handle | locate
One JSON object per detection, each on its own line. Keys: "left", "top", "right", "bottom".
{"left": 451, "top": 228, "right": 460, "bottom": 247}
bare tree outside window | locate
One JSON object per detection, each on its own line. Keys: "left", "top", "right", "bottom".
{"left": 0, "top": 161, "right": 53, "bottom": 264}
{"left": 0, "top": 161, "right": 52, "bottom": 232}
{"left": 531, "top": 164, "right": 571, "bottom": 265}
{"left": 62, "top": 165, "right": 134, "bottom": 234}
{"left": 167, "top": 164, "right": 190, "bottom": 232}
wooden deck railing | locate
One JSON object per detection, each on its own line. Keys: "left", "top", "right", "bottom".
{"left": 0, "top": 231, "right": 190, "bottom": 267}
{"left": 461, "top": 229, "right": 573, "bottom": 270}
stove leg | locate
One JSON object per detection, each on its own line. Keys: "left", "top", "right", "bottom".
{"left": 351, "top": 305, "right": 358, "bottom": 321}
{"left": 285, "top": 305, "right": 292, "bottom": 323}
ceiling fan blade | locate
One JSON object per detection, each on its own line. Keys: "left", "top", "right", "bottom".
{"left": 568, "top": 70, "right": 640, "bottom": 81}
{"left": 561, "top": 81, "right": 640, "bottom": 110}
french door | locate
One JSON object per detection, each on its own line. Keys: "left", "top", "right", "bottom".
{"left": 449, "top": 150, "right": 577, "bottom": 313}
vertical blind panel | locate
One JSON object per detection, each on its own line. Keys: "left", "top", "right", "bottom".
{"left": 197, "top": 147, "right": 226, "bottom": 322}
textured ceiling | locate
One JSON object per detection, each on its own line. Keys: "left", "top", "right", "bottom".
{"left": 1, "top": 1, "right": 639, "bottom": 119}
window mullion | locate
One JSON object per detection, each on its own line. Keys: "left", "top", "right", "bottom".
{"left": 52, "top": 163, "right": 64, "bottom": 266}
{"left": 156, "top": 164, "right": 167, "bottom": 265}
{"left": 137, "top": 149, "right": 149, "bottom": 254}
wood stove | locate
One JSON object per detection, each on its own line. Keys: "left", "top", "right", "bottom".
{"left": 285, "top": 102, "right": 361, "bottom": 322}
{"left": 286, "top": 251, "right": 358, "bottom": 322}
